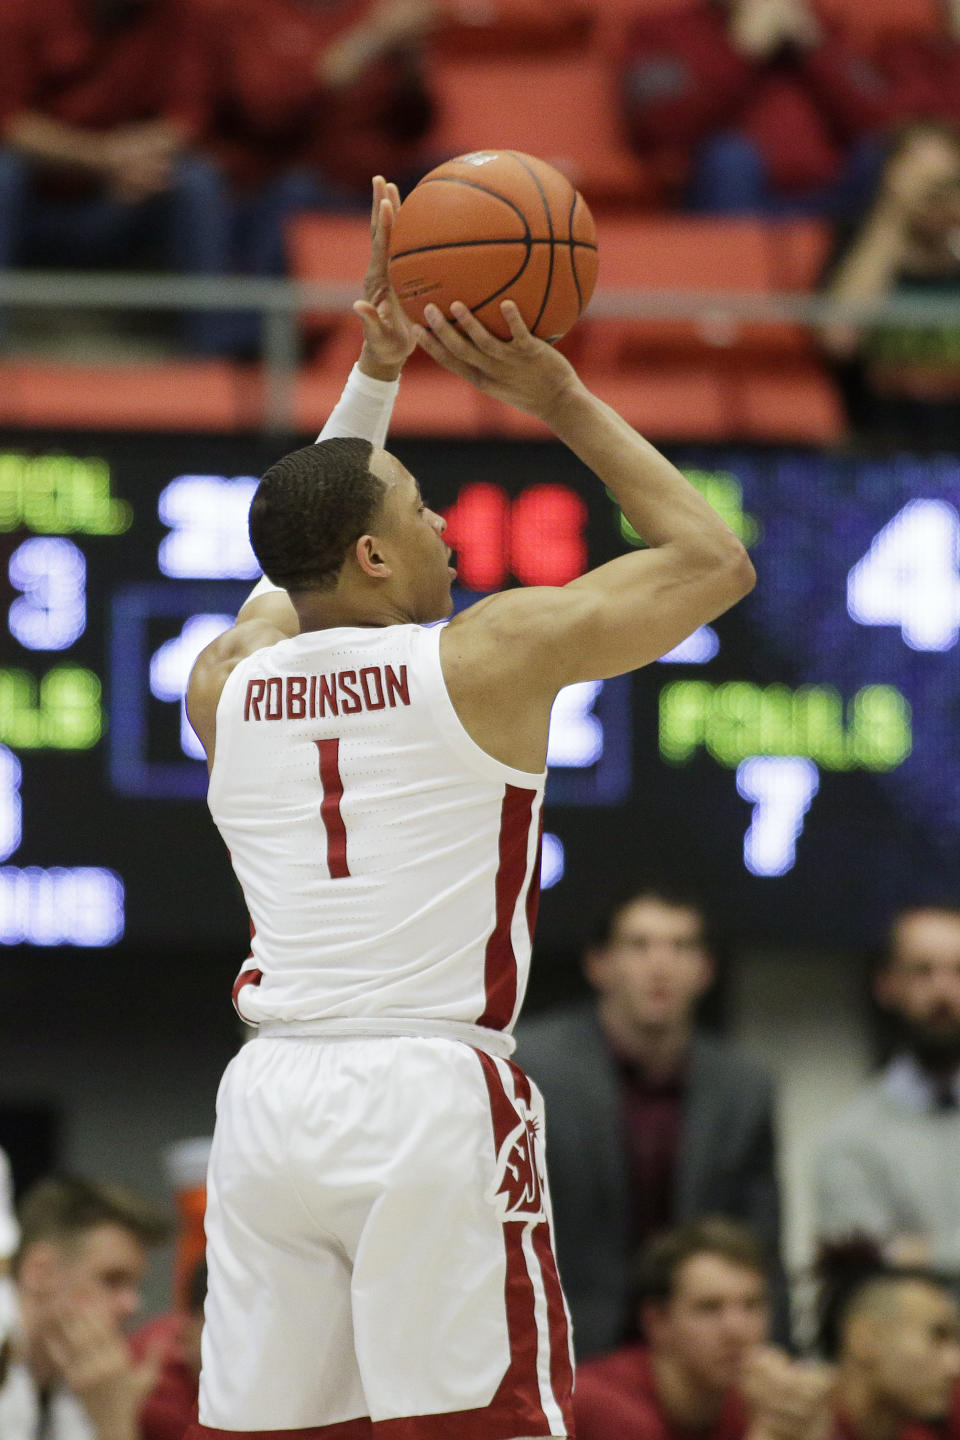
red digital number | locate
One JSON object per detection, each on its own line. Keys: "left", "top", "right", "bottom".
{"left": 442, "top": 483, "right": 586, "bottom": 591}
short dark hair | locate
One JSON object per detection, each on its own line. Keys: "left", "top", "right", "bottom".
{"left": 248, "top": 437, "right": 383, "bottom": 591}
{"left": 591, "top": 877, "right": 709, "bottom": 949}
{"left": 815, "top": 1240, "right": 952, "bottom": 1360}
{"left": 634, "top": 1217, "right": 768, "bottom": 1310}
{"left": 14, "top": 1175, "right": 171, "bottom": 1273}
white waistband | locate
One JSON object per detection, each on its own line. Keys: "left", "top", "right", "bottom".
{"left": 255, "top": 1015, "right": 516, "bottom": 1059}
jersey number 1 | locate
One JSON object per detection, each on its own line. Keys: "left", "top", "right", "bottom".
{"left": 315, "top": 739, "right": 350, "bottom": 878}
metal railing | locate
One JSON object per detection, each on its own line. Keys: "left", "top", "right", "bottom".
{"left": 0, "top": 269, "right": 954, "bottom": 434}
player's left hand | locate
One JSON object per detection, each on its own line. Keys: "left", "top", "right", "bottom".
{"left": 353, "top": 175, "right": 417, "bottom": 379}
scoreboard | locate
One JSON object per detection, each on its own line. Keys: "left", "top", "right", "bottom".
{"left": 1, "top": 431, "right": 958, "bottom": 957}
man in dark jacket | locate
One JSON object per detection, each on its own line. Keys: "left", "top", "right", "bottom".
{"left": 515, "top": 880, "right": 786, "bottom": 1359}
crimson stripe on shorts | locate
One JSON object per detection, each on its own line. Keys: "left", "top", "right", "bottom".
{"left": 377, "top": 1056, "right": 554, "bottom": 1439}
{"left": 532, "top": 1223, "right": 576, "bottom": 1437}
{"left": 316, "top": 738, "right": 349, "bottom": 878}
{"left": 476, "top": 1052, "right": 552, "bottom": 1436}
{"left": 183, "top": 1419, "right": 372, "bottom": 1440}
{"left": 507, "top": 1056, "right": 574, "bottom": 1435}
{"left": 477, "top": 785, "right": 538, "bottom": 1030}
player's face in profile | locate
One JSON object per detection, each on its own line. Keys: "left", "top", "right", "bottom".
{"left": 370, "top": 451, "right": 455, "bottom": 622}
{"left": 881, "top": 911, "right": 960, "bottom": 1051}
{"left": 868, "top": 1283, "right": 960, "bottom": 1422}
{"left": 645, "top": 1254, "right": 768, "bottom": 1393}
{"left": 589, "top": 898, "right": 712, "bottom": 1031}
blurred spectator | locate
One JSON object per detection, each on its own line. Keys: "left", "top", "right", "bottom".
{"left": 815, "top": 903, "right": 960, "bottom": 1269}
{"left": 131, "top": 1257, "right": 205, "bottom": 1440}
{"left": 873, "top": 0, "right": 960, "bottom": 132}
{"left": 161, "top": 1137, "right": 209, "bottom": 1313}
{"left": 817, "top": 1247, "right": 960, "bottom": 1440}
{"left": 515, "top": 880, "right": 786, "bottom": 1359}
{"left": 0, "top": 0, "right": 231, "bottom": 352}
{"left": 0, "top": 1146, "right": 19, "bottom": 1391}
{"left": 0, "top": 1174, "right": 172, "bottom": 1440}
{"left": 821, "top": 123, "right": 960, "bottom": 446}
{"left": 575, "top": 1218, "right": 834, "bottom": 1440}
{"left": 181, "top": 0, "right": 437, "bottom": 323}
{"left": 619, "top": 0, "right": 889, "bottom": 214}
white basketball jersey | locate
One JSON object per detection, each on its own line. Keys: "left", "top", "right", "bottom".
{"left": 208, "top": 623, "right": 546, "bottom": 1037}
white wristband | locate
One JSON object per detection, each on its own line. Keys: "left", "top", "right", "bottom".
{"left": 316, "top": 362, "right": 401, "bottom": 450}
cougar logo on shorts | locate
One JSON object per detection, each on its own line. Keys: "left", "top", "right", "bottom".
{"left": 489, "top": 1105, "right": 545, "bottom": 1222}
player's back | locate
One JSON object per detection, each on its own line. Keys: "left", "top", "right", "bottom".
{"left": 209, "top": 621, "right": 545, "bottom": 1042}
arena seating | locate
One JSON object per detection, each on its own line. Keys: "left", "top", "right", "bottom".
{"left": 5, "top": 0, "right": 933, "bottom": 439}
{"left": 287, "top": 210, "right": 844, "bottom": 443}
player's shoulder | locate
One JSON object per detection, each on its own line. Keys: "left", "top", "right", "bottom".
{"left": 445, "top": 584, "right": 588, "bottom": 672}
{"left": 197, "top": 617, "right": 289, "bottom": 676}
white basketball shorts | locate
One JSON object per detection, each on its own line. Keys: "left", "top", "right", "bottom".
{"left": 186, "top": 1033, "right": 574, "bottom": 1440}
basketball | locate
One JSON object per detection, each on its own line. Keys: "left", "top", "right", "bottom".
{"left": 388, "top": 151, "right": 598, "bottom": 342}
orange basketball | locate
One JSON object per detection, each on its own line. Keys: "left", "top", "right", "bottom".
{"left": 388, "top": 151, "right": 598, "bottom": 342}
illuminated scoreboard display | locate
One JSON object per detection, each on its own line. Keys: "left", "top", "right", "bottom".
{"left": 1, "top": 432, "right": 957, "bottom": 955}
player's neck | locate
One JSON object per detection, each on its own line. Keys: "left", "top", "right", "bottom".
{"left": 293, "top": 586, "right": 414, "bottom": 633}
{"left": 598, "top": 999, "right": 691, "bottom": 1080}
{"left": 652, "top": 1350, "right": 726, "bottom": 1430}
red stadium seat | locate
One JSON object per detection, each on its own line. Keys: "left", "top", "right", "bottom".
{"left": 285, "top": 212, "right": 371, "bottom": 345}
{"left": 0, "top": 360, "right": 253, "bottom": 430}
{"left": 769, "top": 219, "right": 833, "bottom": 292}
{"left": 432, "top": 0, "right": 593, "bottom": 55}
{"left": 574, "top": 215, "right": 846, "bottom": 443}
{"left": 425, "top": 52, "right": 654, "bottom": 207}
{"left": 294, "top": 355, "right": 485, "bottom": 437}
{"left": 815, "top": 0, "right": 940, "bottom": 44}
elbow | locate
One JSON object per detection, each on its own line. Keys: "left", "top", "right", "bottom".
{"left": 732, "top": 540, "right": 757, "bottom": 597}
{"left": 709, "top": 535, "right": 755, "bottom": 604}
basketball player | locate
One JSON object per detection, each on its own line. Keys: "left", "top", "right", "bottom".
{"left": 183, "top": 177, "right": 755, "bottom": 1440}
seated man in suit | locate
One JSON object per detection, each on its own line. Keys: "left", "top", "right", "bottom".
{"left": 515, "top": 879, "right": 785, "bottom": 1358}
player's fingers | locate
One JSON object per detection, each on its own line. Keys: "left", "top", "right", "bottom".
{"left": 448, "top": 301, "right": 508, "bottom": 358}
{"left": 423, "top": 303, "right": 499, "bottom": 375}
{"left": 386, "top": 180, "right": 402, "bottom": 214}
{"left": 353, "top": 299, "right": 379, "bottom": 324}
{"left": 500, "top": 299, "right": 533, "bottom": 343}
{"left": 414, "top": 323, "right": 489, "bottom": 387}
{"left": 370, "top": 175, "right": 386, "bottom": 234}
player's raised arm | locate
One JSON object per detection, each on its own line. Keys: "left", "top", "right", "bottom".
{"left": 417, "top": 299, "right": 755, "bottom": 690}
{"left": 234, "top": 175, "right": 416, "bottom": 635}
{"left": 187, "top": 176, "right": 417, "bottom": 762}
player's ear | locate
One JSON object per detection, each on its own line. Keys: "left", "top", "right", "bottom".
{"left": 355, "top": 533, "right": 392, "bottom": 580}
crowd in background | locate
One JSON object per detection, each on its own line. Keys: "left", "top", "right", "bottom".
{"left": 4, "top": 0, "right": 960, "bottom": 433}
{"left": 2, "top": 888, "right": 960, "bottom": 1439}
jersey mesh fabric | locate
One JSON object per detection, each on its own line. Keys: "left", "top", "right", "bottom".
{"left": 208, "top": 622, "right": 546, "bottom": 1034}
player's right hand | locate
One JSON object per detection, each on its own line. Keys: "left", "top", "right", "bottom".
{"left": 353, "top": 175, "right": 418, "bottom": 379}
{"left": 415, "top": 299, "right": 583, "bottom": 423}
